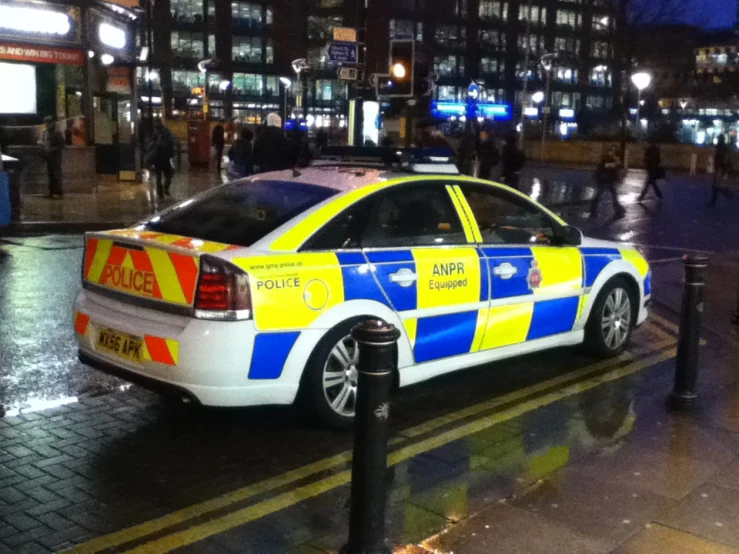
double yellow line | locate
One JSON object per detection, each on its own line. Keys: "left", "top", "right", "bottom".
{"left": 66, "top": 320, "right": 677, "bottom": 554}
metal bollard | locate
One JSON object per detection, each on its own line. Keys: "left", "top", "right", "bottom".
{"left": 668, "top": 255, "right": 709, "bottom": 410}
{"left": 341, "top": 320, "right": 400, "bottom": 554}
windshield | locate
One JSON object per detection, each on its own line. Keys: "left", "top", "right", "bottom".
{"left": 143, "top": 180, "right": 337, "bottom": 247}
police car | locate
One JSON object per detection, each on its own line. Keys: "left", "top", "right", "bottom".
{"left": 74, "top": 148, "right": 651, "bottom": 428}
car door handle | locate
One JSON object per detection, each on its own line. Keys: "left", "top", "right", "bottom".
{"left": 389, "top": 268, "right": 418, "bottom": 287}
{"left": 493, "top": 263, "right": 518, "bottom": 280}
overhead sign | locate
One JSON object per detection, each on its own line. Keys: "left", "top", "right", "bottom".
{"left": 327, "top": 41, "right": 358, "bottom": 64}
{"left": 0, "top": 42, "right": 83, "bottom": 65}
{"left": 333, "top": 27, "right": 356, "bottom": 42}
{"left": 338, "top": 67, "right": 358, "bottom": 80}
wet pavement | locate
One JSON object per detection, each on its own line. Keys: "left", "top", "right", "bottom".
{"left": 0, "top": 166, "right": 737, "bottom": 553}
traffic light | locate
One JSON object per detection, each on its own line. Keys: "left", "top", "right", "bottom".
{"left": 387, "top": 39, "right": 415, "bottom": 97}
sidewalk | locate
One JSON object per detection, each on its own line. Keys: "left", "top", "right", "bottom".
{"left": 403, "top": 261, "right": 739, "bottom": 554}
{"left": 2, "top": 169, "right": 223, "bottom": 234}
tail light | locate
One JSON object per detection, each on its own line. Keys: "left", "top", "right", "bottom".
{"left": 194, "top": 255, "right": 252, "bottom": 321}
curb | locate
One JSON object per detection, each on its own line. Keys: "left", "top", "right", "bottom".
{"left": 1, "top": 221, "right": 126, "bottom": 236}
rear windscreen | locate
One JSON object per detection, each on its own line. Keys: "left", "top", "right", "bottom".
{"left": 143, "top": 181, "right": 337, "bottom": 247}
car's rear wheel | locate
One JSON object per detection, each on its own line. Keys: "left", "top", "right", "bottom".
{"left": 301, "top": 319, "right": 366, "bottom": 430}
{"left": 585, "top": 277, "right": 635, "bottom": 358}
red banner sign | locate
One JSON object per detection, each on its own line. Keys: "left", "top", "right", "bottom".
{"left": 0, "top": 43, "right": 84, "bottom": 66}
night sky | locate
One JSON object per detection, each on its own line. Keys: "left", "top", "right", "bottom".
{"left": 680, "top": 0, "right": 735, "bottom": 28}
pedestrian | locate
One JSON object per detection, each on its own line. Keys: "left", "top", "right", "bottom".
{"left": 639, "top": 140, "right": 664, "bottom": 202}
{"left": 590, "top": 147, "right": 626, "bottom": 220}
{"left": 146, "top": 118, "right": 176, "bottom": 199}
{"left": 40, "top": 116, "right": 65, "bottom": 199}
{"left": 708, "top": 134, "right": 734, "bottom": 206}
{"left": 212, "top": 119, "right": 226, "bottom": 173}
{"left": 500, "top": 135, "right": 525, "bottom": 190}
{"left": 253, "top": 113, "right": 292, "bottom": 172}
{"left": 476, "top": 128, "right": 499, "bottom": 181}
{"left": 0, "top": 124, "right": 8, "bottom": 155}
{"left": 227, "top": 127, "right": 254, "bottom": 179}
{"left": 456, "top": 133, "right": 477, "bottom": 176}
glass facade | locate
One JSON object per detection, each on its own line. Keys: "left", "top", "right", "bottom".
{"left": 150, "top": 0, "right": 616, "bottom": 122}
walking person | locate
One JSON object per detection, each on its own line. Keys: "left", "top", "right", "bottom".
{"left": 639, "top": 140, "right": 664, "bottom": 202}
{"left": 456, "top": 132, "right": 477, "bottom": 177}
{"left": 40, "top": 116, "right": 65, "bottom": 199}
{"left": 590, "top": 148, "right": 626, "bottom": 220}
{"left": 211, "top": 119, "right": 226, "bottom": 174}
{"left": 500, "top": 135, "right": 525, "bottom": 190}
{"left": 476, "top": 128, "right": 499, "bottom": 181}
{"left": 253, "top": 113, "right": 292, "bottom": 172}
{"left": 147, "top": 119, "right": 176, "bottom": 199}
{"left": 227, "top": 127, "right": 254, "bottom": 179}
{"left": 708, "top": 135, "right": 734, "bottom": 206}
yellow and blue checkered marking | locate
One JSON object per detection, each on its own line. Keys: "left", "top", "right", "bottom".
{"left": 336, "top": 252, "right": 389, "bottom": 306}
{"left": 365, "top": 250, "right": 417, "bottom": 311}
{"left": 580, "top": 247, "right": 622, "bottom": 288}
{"left": 249, "top": 332, "right": 300, "bottom": 379}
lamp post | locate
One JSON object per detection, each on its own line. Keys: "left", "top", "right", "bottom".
{"left": 518, "top": 0, "right": 534, "bottom": 148}
{"left": 631, "top": 72, "right": 651, "bottom": 139}
{"left": 539, "top": 52, "right": 555, "bottom": 162}
{"left": 291, "top": 58, "right": 309, "bottom": 122}
{"left": 280, "top": 76, "right": 292, "bottom": 128}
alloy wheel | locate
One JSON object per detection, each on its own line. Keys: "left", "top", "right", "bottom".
{"left": 322, "top": 334, "right": 359, "bottom": 417}
{"left": 601, "top": 287, "right": 632, "bottom": 350}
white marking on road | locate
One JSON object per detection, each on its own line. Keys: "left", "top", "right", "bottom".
{"left": 633, "top": 244, "right": 714, "bottom": 254}
{"left": 647, "top": 257, "right": 684, "bottom": 264}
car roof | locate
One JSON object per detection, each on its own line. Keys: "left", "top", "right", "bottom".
{"left": 250, "top": 165, "right": 414, "bottom": 193}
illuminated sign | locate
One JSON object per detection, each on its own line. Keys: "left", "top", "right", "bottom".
{"left": 478, "top": 103, "right": 512, "bottom": 120}
{"left": 559, "top": 108, "right": 576, "bottom": 120}
{"left": 0, "top": 42, "right": 83, "bottom": 65}
{"left": 524, "top": 107, "right": 539, "bottom": 118}
{"left": 431, "top": 101, "right": 512, "bottom": 121}
{"left": 0, "top": 5, "right": 70, "bottom": 36}
{"left": 0, "top": 3, "right": 81, "bottom": 46}
{"left": 99, "top": 23, "right": 126, "bottom": 49}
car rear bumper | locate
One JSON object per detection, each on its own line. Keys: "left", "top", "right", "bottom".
{"left": 74, "top": 289, "right": 299, "bottom": 407}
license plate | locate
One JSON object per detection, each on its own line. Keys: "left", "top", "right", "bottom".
{"left": 97, "top": 327, "right": 144, "bottom": 362}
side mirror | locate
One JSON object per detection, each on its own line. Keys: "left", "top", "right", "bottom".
{"left": 554, "top": 225, "right": 582, "bottom": 246}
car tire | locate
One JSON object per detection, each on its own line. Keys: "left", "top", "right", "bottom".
{"left": 299, "top": 317, "right": 368, "bottom": 430}
{"left": 584, "top": 277, "right": 636, "bottom": 358}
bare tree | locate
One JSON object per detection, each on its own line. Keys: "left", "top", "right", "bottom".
{"left": 602, "top": 0, "right": 697, "bottom": 152}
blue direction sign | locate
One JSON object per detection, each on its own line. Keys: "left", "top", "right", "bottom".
{"left": 327, "top": 41, "right": 358, "bottom": 64}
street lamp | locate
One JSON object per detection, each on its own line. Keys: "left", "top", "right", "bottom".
{"left": 279, "top": 77, "right": 292, "bottom": 127}
{"left": 631, "top": 72, "right": 651, "bottom": 136}
{"left": 531, "top": 91, "right": 544, "bottom": 104}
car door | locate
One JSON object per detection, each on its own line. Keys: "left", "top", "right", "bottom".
{"left": 360, "top": 182, "right": 489, "bottom": 364}
{"left": 452, "top": 182, "right": 584, "bottom": 350}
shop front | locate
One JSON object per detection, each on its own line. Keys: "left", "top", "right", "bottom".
{"left": 0, "top": 0, "right": 138, "bottom": 186}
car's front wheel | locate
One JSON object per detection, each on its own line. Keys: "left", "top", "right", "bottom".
{"left": 301, "top": 319, "right": 365, "bottom": 429}
{"left": 585, "top": 277, "right": 636, "bottom": 358}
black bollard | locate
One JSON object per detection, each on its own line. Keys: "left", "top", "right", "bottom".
{"left": 668, "top": 255, "right": 709, "bottom": 410}
{"left": 341, "top": 320, "right": 400, "bottom": 554}
{"left": 732, "top": 274, "right": 739, "bottom": 325}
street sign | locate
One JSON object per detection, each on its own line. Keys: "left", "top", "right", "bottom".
{"left": 333, "top": 27, "right": 357, "bottom": 42}
{"left": 327, "top": 42, "right": 358, "bottom": 64}
{"left": 541, "top": 106, "right": 552, "bottom": 115}
{"left": 338, "top": 67, "right": 358, "bottom": 81}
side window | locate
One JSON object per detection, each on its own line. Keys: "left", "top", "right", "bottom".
{"left": 304, "top": 205, "right": 367, "bottom": 251}
{"left": 459, "top": 184, "right": 555, "bottom": 245}
{"left": 362, "top": 185, "right": 467, "bottom": 248}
